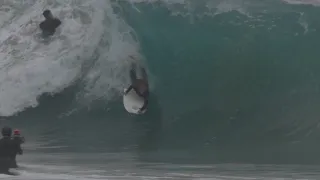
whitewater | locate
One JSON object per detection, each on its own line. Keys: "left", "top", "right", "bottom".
{"left": 0, "top": 0, "right": 141, "bottom": 116}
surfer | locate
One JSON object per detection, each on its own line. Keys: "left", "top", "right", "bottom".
{"left": 10, "top": 129, "right": 24, "bottom": 168}
{"left": 39, "top": 9, "right": 61, "bottom": 37}
{"left": 0, "top": 127, "right": 20, "bottom": 175}
{"left": 124, "top": 64, "right": 149, "bottom": 113}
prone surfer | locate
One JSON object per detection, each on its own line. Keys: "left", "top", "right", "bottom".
{"left": 124, "top": 64, "right": 149, "bottom": 113}
{"left": 39, "top": 9, "right": 61, "bottom": 37}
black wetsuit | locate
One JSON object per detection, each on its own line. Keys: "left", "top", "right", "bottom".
{"left": 39, "top": 18, "right": 61, "bottom": 36}
{"left": 9, "top": 137, "right": 23, "bottom": 168}
{"left": 0, "top": 137, "right": 19, "bottom": 175}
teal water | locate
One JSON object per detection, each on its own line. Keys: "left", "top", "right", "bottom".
{"left": 1, "top": 0, "right": 320, "bottom": 179}
{"left": 115, "top": 0, "right": 320, "bottom": 163}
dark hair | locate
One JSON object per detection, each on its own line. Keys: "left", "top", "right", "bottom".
{"left": 43, "top": 9, "right": 52, "bottom": 18}
{"left": 1, "top": 126, "right": 12, "bottom": 137}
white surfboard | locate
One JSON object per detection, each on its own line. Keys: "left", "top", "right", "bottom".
{"left": 123, "top": 88, "right": 147, "bottom": 114}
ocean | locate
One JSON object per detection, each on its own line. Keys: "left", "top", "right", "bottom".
{"left": 1, "top": 0, "right": 320, "bottom": 179}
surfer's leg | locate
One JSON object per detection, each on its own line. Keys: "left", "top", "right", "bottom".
{"left": 0, "top": 167, "right": 14, "bottom": 176}
{"left": 11, "top": 159, "right": 18, "bottom": 168}
{"left": 0, "top": 158, "right": 10, "bottom": 171}
{"left": 140, "top": 98, "right": 149, "bottom": 112}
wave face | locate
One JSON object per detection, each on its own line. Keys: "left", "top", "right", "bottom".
{"left": 2, "top": 0, "right": 320, "bottom": 165}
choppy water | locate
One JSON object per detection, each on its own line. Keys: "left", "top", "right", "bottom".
{"left": 1, "top": 0, "right": 320, "bottom": 179}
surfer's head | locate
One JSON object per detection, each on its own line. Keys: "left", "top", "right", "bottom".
{"left": 1, "top": 126, "right": 12, "bottom": 137}
{"left": 43, "top": 9, "right": 53, "bottom": 19}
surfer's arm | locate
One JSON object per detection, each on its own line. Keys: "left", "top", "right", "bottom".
{"left": 17, "top": 144, "right": 23, "bottom": 155}
{"left": 39, "top": 21, "right": 44, "bottom": 30}
{"left": 21, "top": 137, "right": 25, "bottom": 144}
{"left": 125, "top": 85, "right": 133, "bottom": 94}
{"left": 54, "top": 18, "right": 61, "bottom": 28}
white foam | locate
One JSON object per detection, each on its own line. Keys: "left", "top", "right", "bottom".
{"left": 125, "top": 0, "right": 187, "bottom": 4}
{"left": 78, "top": 1, "right": 142, "bottom": 103}
{"left": 127, "top": 0, "right": 320, "bottom": 7}
{"left": 282, "top": 0, "right": 320, "bottom": 6}
{"left": 0, "top": 0, "right": 142, "bottom": 116}
{"left": 123, "top": 0, "right": 249, "bottom": 17}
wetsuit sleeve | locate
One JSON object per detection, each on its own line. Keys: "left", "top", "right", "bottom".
{"left": 54, "top": 19, "right": 61, "bottom": 28}
{"left": 39, "top": 22, "right": 44, "bottom": 30}
{"left": 125, "top": 85, "right": 133, "bottom": 94}
{"left": 21, "top": 137, "right": 25, "bottom": 144}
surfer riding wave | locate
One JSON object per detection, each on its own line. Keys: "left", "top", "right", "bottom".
{"left": 124, "top": 63, "right": 149, "bottom": 114}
